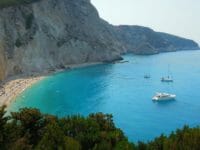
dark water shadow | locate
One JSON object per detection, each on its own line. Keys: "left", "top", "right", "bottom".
{"left": 153, "top": 100, "right": 177, "bottom": 106}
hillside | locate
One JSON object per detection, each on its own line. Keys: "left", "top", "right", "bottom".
{"left": 115, "top": 25, "right": 199, "bottom": 54}
{"left": 0, "top": 0, "right": 124, "bottom": 81}
{"left": 0, "top": 0, "right": 199, "bottom": 81}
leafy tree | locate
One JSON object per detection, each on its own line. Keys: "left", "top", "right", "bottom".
{"left": 93, "top": 140, "right": 112, "bottom": 150}
{"left": 11, "top": 109, "right": 41, "bottom": 142}
{"left": 10, "top": 137, "right": 32, "bottom": 150}
{"left": 36, "top": 122, "right": 80, "bottom": 150}
{"left": 0, "top": 106, "right": 200, "bottom": 150}
{"left": 137, "top": 141, "right": 147, "bottom": 150}
{"left": 0, "top": 105, "right": 9, "bottom": 149}
{"left": 114, "top": 140, "right": 136, "bottom": 150}
{"left": 89, "top": 113, "right": 115, "bottom": 131}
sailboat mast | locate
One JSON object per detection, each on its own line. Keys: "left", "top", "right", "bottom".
{"left": 168, "top": 64, "right": 170, "bottom": 77}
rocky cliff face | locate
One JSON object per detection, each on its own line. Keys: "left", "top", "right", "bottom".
{"left": 0, "top": 0, "right": 199, "bottom": 81}
{"left": 0, "top": 46, "right": 6, "bottom": 81}
{"left": 115, "top": 25, "right": 199, "bottom": 54}
{"left": 0, "top": 0, "right": 124, "bottom": 81}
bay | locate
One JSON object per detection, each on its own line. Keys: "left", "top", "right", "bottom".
{"left": 8, "top": 50, "right": 200, "bottom": 142}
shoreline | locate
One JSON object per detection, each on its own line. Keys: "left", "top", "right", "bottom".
{"left": 0, "top": 62, "right": 103, "bottom": 108}
{"left": 1, "top": 50, "right": 199, "bottom": 108}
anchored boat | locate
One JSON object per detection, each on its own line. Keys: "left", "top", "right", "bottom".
{"left": 161, "top": 76, "right": 173, "bottom": 82}
{"left": 144, "top": 75, "right": 151, "bottom": 79}
{"left": 161, "top": 65, "right": 173, "bottom": 82}
{"left": 152, "top": 92, "right": 176, "bottom": 101}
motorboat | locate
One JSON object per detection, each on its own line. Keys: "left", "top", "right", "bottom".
{"left": 152, "top": 92, "right": 176, "bottom": 101}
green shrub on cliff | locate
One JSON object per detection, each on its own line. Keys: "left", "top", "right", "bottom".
{"left": 0, "top": 106, "right": 200, "bottom": 150}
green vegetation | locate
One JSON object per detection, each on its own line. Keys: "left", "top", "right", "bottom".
{"left": 0, "top": 106, "right": 200, "bottom": 150}
{"left": 0, "top": 106, "right": 134, "bottom": 150}
{"left": 137, "top": 126, "right": 200, "bottom": 150}
{"left": 0, "top": 0, "right": 40, "bottom": 8}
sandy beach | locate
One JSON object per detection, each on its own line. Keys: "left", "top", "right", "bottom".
{"left": 0, "top": 75, "right": 44, "bottom": 107}
{"left": 0, "top": 62, "right": 103, "bottom": 108}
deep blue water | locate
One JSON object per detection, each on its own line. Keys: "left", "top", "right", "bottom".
{"left": 8, "top": 50, "right": 200, "bottom": 142}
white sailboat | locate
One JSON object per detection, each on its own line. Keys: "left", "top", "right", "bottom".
{"left": 161, "top": 65, "right": 173, "bottom": 82}
{"left": 144, "top": 67, "right": 151, "bottom": 79}
{"left": 161, "top": 76, "right": 173, "bottom": 82}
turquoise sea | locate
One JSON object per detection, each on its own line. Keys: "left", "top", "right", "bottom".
{"left": 8, "top": 50, "right": 200, "bottom": 142}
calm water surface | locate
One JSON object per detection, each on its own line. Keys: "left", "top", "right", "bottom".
{"left": 8, "top": 50, "right": 200, "bottom": 142}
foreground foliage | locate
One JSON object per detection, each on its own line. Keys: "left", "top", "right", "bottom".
{"left": 0, "top": 106, "right": 134, "bottom": 150}
{"left": 0, "top": 106, "right": 200, "bottom": 150}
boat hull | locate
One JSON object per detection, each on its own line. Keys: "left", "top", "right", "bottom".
{"left": 161, "top": 79, "right": 173, "bottom": 82}
{"left": 152, "top": 95, "right": 176, "bottom": 101}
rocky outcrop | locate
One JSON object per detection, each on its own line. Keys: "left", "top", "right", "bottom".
{"left": 0, "top": 0, "right": 199, "bottom": 81}
{"left": 157, "top": 32, "right": 199, "bottom": 52}
{"left": 135, "top": 43, "right": 158, "bottom": 55}
{"left": 0, "top": 45, "right": 6, "bottom": 81}
{"left": 0, "top": 0, "right": 124, "bottom": 81}
{"left": 114, "top": 25, "right": 199, "bottom": 54}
